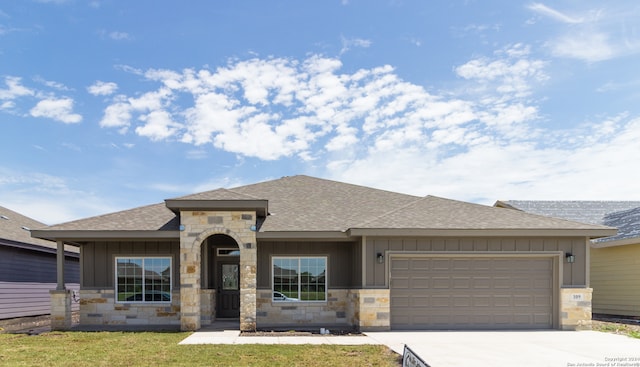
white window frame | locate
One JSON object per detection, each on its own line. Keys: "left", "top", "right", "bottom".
{"left": 272, "top": 256, "right": 327, "bottom": 302}
{"left": 115, "top": 256, "right": 172, "bottom": 304}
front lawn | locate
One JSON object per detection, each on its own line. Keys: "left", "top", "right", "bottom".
{"left": 0, "top": 331, "right": 401, "bottom": 367}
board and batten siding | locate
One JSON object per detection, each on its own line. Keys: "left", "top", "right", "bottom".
{"left": 0, "top": 245, "right": 79, "bottom": 319}
{"left": 256, "top": 241, "right": 359, "bottom": 289}
{"left": 80, "top": 241, "right": 180, "bottom": 288}
{"left": 591, "top": 243, "right": 640, "bottom": 317}
{"left": 366, "top": 237, "right": 588, "bottom": 287}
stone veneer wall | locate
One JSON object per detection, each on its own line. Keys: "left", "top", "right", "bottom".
{"left": 560, "top": 287, "right": 592, "bottom": 331}
{"left": 179, "top": 210, "right": 257, "bottom": 331}
{"left": 79, "top": 290, "right": 180, "bottom": 326}
{"left": 200, "top": 289, "right": 215, "bottom": 326}
{"left": 50, "top": 289, "right": 72, "bottom": 330}
{"left": 256, "top": 289, "right": 351, "bottom": 329}
{"left": 348, "top": 289, "right": 391, "bottom": 331}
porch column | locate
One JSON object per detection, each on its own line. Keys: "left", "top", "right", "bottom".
{"left": 240, "top": 241, "right": 257, "bottom": 331}
{"left": 50, "top": 240, "right": 72, "bottom": 330}
{"left": 56, "top": 240, "right": 65, "bottom": 290}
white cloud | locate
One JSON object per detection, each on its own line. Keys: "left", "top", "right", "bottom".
{"left": 0, "top": 168, "right": 119, "bottom": 224}
{"left": 340, "top": 36, "right": 372, "bottom": 54}
{"left": 0, "top": 76, "right": 34, "bottom": 100}
{"left": 527, "top": 3, "right": 584, "bottom": 24}
{"left": 109, "top": 31, "right": 131, "bottom": 40}
{"left": 528, "top": 3, "right": 640, "bottom": 63}
{"left": 29, "top": 97, "right": 82, "bottom": 123}
{"left": 95, "top": 49, "right": 640, "bottom": 203}
{"left": 88, "top": 81, "right": 118, "bottom": 96}
{"left": 548, "top": 31, "right": 614, "bottom": 62}
{"left": 135, "top": 110, "right": 181, "bottom": 141}
{"left": 98, "top": 50, "right": 549, "bottom": 163}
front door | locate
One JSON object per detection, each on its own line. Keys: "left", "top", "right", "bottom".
{"left": 217, "top": 261, "right": 240, "bottom": 318}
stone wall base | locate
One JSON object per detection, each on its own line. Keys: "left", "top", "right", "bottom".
{"left": 561, "top": 287, "right": 592, "bottom": 331}
{"left": 50, "top": 290, "right": 72, "bottom": 330}
{"left": 348, "top": 289, "right": 391, "bottom": 331}
{"left": 79, "top": 289, "right": 181, "bottom": 326}
{"left": 256, "top": 289, "right": 351, "bottom": 330}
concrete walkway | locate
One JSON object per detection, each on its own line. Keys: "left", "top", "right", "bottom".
{"left": 180, "top": 324, "right": 640, "bottom": 367}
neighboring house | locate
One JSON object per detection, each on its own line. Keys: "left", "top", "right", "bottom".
{"left": 0, "top": 205, "right": 79, "bottom": 320}
{"left": 32, "top": 176, "right": 614, "bottom": 332}
{"left": 495, "top": 201, "right": 640, "bottom": 318}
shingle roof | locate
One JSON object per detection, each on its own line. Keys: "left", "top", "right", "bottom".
{"left": 37, "top": 176, "right": 613, "bottom": 236}
{"left": 44, "top": 202, "right": 179, "bottom": 231}
{"left": 496, "top": 201, "right": 640, "bottom": 225}
{"left": 0, "top": 205, "right": 77, "bottom": 252}
{"left": 593, "top": 206, "right": 640, "bottom": 244}
{"left": 358, "top": 196, "right": 609, "bottom": 230}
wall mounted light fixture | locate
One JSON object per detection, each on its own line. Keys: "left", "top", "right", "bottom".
{"left": 565, "top": 252, "right": 575, "bottom": 263}
{"left": 376, "top": 252, "right": 384, "bottom": 264}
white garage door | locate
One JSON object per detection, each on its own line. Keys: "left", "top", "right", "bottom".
{"left": 390, "top": 256, "right": 554, "bottom": 330}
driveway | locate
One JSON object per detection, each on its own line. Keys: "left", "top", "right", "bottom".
{"left": 364, "top": 330, "right": 640, "bottom": 367}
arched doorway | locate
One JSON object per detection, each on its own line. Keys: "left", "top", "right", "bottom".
{"left": 202, "top": 234, "right": 240, "bottom": 319}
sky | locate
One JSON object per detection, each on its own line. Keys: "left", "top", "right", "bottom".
{"left": 2, "top": 0, "right": 640, "bottom": 225}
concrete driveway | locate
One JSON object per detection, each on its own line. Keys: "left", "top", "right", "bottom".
{"left": 364, "top": 330, "right": 640, "bottom": 367}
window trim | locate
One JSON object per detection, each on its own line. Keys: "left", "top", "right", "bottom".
{"left": 271, "top": 256, "right": 327, "bottom": 303}
{"left": 115, "top": 256, "right": 172, "bottom": 304}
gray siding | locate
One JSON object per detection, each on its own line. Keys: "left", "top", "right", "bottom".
{"left": 81, "top": 241, "right": 180, "bottom": 289}
{"left": 257, "top": 241, "right": 357, "bottom": 289}
{"left": 0, "top": 246, "right": 79, "bottom": 283}
{"left": 0, "top": 245, "right": 80, "bottom": 319}
{"left": 0, "top": 282, "right": 79, "bottom": 319}
{"left": 366, "top": 237, "right": 587, "bottom": 287}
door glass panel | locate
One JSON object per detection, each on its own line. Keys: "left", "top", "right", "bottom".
{"left": 222, "top": 264, "right": 239, "bottom": 290}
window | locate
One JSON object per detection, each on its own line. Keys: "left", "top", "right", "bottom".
{"left": 116, "top": 257, "right": 171, "bottom": 303}
{"left": 272, "top": 257, "right": 326, "bottom": 302}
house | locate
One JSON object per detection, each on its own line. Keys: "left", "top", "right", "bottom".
{"left": 31, "top": 176, "right": 615, "bottom": 332}
{"left": 0, "top": 205, "right": 79, "bottom": 323}
{"left": 494, "top": 201, "right": 640, "bottom": 318}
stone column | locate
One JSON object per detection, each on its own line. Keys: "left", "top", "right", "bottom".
{"left": 50, "top": 289, "right": 72, "bottom": 330}
{"left": 240, "top": 241, "right": 257, "bottom": 331}
{"left": 560, "top": 287, "right": 593, "bottom": 330}
{"left": 179, "top": 242, "right": 201, "bottom": 331}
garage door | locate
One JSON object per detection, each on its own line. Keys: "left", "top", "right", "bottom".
{"left": 390, "top": 256, "right": 554, "bottom": 330}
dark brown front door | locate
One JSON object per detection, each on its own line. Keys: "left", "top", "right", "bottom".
{"left": 217, "top": 261, "right": 240, "bottom": 318}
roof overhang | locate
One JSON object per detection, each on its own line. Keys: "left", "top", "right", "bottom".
{"left": 165, "top": 199, "right": 268, "bottom": 217}
{"left": 30, "top": 230, "right": 180, "bottom": 243}
{"left": 347, "top": 228, "right": 618, "bottom": 238}
{"left": 256, "top": 231, "right": 353, "bottom": 241}
{"left": 591, "top": 236, "right": 640, "bottom": 248}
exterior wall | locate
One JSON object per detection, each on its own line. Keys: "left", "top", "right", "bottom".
{"left": 80, "top": 241, "right": 180, "bottom": 289}
{"left": 79, "top": 289, "right": 180, "bottom": 326}
{"left": 1, "top": 245, "right": 79, "bottom": 320}
{"left": 366, "top": 237, "right": 588, "bottom": 287}
{"left": 256, "top": 289, "right": 351, "bottom": 329}
{"left": 348, "top": 289, "right": 390, "bottom": 331}
{"left": 591, "top": 243, "right": 640, "bottom": 317}
{"left": 560, "top": 288, "right": 592, "bottom": 330}
{"left": 256, "top": 241, "right": 357, "bottom": 289}
{"left": 179, "top": 211, "right": 257, "bottom": 331}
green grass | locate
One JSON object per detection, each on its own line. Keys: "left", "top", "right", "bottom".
{"left": 0, "top": 331, "right": 401, "bottom": 367}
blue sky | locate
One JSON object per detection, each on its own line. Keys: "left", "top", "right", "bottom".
{"left": 2, "top": 1, "right": 640, "bottom": 224}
